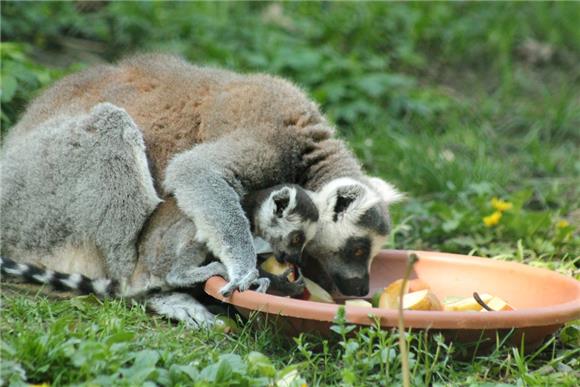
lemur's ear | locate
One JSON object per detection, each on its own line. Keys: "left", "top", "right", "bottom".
{"left": 272, "top": 187, "right": 292, "bottom": 217}
{"left": 333, "top": 185, "right": 364, "bottom": 221}
{"left": 368, "top": 177, "right": 404, "bottom": 205}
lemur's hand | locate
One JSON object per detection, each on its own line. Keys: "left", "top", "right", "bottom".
{"left": 258, "top": 267, "right": 306, "bottom": 297}
{"left": 219, "top": 268, "right": 270, "bottom": 296}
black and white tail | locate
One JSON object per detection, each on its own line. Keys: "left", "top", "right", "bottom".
{"left": 0, "top": 256, "right": 122, "bottom": 298}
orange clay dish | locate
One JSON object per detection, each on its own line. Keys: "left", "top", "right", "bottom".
{"left": 205, "top": 250, "right": 580, "bottom": 348}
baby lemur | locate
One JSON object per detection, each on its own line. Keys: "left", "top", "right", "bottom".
{"left": 1, "top": 184, "right": 318, "bottom": 301}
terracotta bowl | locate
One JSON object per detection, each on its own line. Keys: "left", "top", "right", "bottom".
{"left": 205, "top": 250, "right": 580, "bottom": 349}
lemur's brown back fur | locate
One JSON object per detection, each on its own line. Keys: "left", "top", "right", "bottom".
{"left": 10, "top": 54, "right": 337, "bottom": 186}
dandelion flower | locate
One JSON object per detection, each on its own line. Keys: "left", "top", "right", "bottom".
{"left": 483, "top": 211, "right": 502, "bottom": 227}
{"left": 556, "top": 219, "right": 570, "bottom": 229}
{"left": 491, "top": 197, "right": 513, "bottom": 212}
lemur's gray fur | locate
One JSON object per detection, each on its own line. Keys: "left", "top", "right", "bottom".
{"left": 1, "top": 54, "right": 401, "bottom": 326}
{"left": 1, "top": 184, "right": 317, "bottom": 325}
{"left": 1, "top": 103, "right": 160, "bottom": 280}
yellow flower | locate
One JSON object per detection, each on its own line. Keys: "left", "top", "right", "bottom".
{"left": 556, "top": 219, "right": 570, "bottom": 229}
{"left": 491, "top": 197, "right": 513, "bottom": 212}
{"left": 483, "top": 211, "right": 502, "bottom": 227}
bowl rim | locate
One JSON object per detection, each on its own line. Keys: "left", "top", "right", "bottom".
{"left": 204, "top": 249, "right": 580, "bottom": 330}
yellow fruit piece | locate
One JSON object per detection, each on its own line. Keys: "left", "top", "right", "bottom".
{"left": 408, "top": 278, "right": 430, "bottom": 292}
{"left": 378, "top": 279, "right": 409, "bottom": 309}
{"left": 260, "top": 255, "right": 295, "bottom": 282}
{"left": 444, "top": 293, "right": 493, "bottom": 311}
{"left": 402, "top": 289, "right": 443, "bottom": 311}
{"left": 304, "top": 277, "right": 334, "bottom": 303}
{"left": 481, "top": 296, "right": 514, "bottom": 312}
{"left": 345, "top": 299, "right": 373, "bottom": 308}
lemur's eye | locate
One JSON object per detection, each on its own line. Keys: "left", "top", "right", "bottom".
{"left": 291, "top": 233, "right": 304, "bottom": 246}
{"left": 354, "top": 248, "right": 366, "bottom": 258}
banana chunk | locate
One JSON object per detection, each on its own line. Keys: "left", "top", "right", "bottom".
{"left": 345, "top": 299, "right": 373, "bottom": 308}
{"left": 443, "top": 293, "right": 493, "bottom": 311}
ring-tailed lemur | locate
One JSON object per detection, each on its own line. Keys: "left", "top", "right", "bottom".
{"left": 1, "top": 54, "right": 401, "bottom": 328}
{"left": 0, "top": 184, "right": 317, "bottom": 301}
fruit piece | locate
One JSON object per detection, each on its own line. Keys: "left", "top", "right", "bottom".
{"left": 345, "top": 299, "right": 373, "bottom": 308}
{"left": 408, "top": 279, "right": 430, "bottom": 292}
{"left": 402, "top": 289, "right": 443, "bottom": 311}
{"left": 481, "top": 296, "right": 514, "bottom": 312}
{"left": 443, "top": 293, "right": 493, "bottom": 311}
{"left": 443, "top": 296, "right": 464, "bottom": 305}
{"left": 260, "top": 255, "right": 295, "bottom": 282}
{"left": 303, "top": 277, "right": 334, "bottom": 303}
{"left": 378, "top": 279, "right": 409, "bottom": 309}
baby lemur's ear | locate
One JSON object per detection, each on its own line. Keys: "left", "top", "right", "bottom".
{"left": 271, "top": 187, "right": 294, "bottom": 217}
{"left": 333, "top": 185, "right": 365, "bottom": 220}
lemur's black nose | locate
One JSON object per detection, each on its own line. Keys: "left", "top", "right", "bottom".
{"left": 334, "top": 274, "right": 370, "bottom": 296}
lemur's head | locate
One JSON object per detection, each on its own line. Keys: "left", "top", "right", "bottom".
{"left": 252, "top": 185, "right": 319, "bottom": 265}
{"left": 302, "top": 177, "right": 402, "bottom": 297}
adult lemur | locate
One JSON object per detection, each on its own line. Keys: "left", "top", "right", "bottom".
{"left": 1, "top": 54, "right": 401, "bottom": 321}
{"left": 1, "top": 184, "right": 316, "bottom": 326}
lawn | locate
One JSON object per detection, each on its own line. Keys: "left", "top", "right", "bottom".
{"left": 1, "top": 2, "right": 578, "bottom": 386}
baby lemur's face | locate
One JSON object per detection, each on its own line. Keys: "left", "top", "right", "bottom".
{"left": 253, "top": 185, "right": 319, "bottom": 265}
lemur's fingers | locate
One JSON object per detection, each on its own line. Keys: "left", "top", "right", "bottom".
{"left": 219, "top": 268, "right": 259, "bottom": 296}
{"left": 294, "top": 272, "right": 305, "bottom": 287}
{"left": 237, "top": 268, "right": 260, "bottom": 292}
{"left": 295, "top": 268, "right": 304, "bottom": 284}
{"left": 280, "top": 268, "right": 294, "bottom": 279}
{"left": 281, "top": 268, "right": 305, "bottom": 297}
{"left": 219, "top": 282, "right": 237, "bottom": 297}
{"left": 251, "top": 277, "right": 270, "bottom": 293}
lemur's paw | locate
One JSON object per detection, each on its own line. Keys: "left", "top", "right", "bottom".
{"left": 219, "top": 268, "right": 260, "bottom": 297}
{"left": 147, "top": 293, "right": 217, "bottom": 329}
{"left": 274, "top": 269, "right": 305, "bottom": 297}
{"left": 250, "top": 277, "right": 270, "bottom": 293}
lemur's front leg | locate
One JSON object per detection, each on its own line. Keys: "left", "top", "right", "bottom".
{"left": 164, "top": 137, "right": 275, "bottom": 296}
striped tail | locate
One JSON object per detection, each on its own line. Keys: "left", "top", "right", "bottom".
{"left": 0, "top": 256, "right": 120, "bottom": 298}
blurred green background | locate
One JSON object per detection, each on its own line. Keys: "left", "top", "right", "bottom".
{"left": 1, "top": 1, "right": 578, "bottom": 261}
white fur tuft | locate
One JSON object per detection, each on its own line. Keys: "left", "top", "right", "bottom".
{"left": 368, "top": 177, "right": 404, "bottom": 205}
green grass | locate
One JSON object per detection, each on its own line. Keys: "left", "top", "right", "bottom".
{"left": 1, "top": 292, "right": 579, "bottom": 386}
{"left": 1, "top": 2, "right": 579, "bottom": 386}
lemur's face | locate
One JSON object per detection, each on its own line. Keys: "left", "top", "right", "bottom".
{"left": 255, "top": 186, "right": 319, "bottom": 265}
{"left": 302, "top": 177, "right": 402, "bottom": 297}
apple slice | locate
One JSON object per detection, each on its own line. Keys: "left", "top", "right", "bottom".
{"left": 260, "top": 255, "right": 296, "bottom": 282}
{"left": 345, "top": 299, "right": 373, "bottom": 308}
{"left": 408, "top": 279, "right": 431, "bottom": 293}
{"left": 444, "top": 293, "right": 493, "bottom": 311}
{"left": 481, "top": 296, "right": 515, "bottom": 312}
{"left": 402, "top": 289, "right": 443, "bottom": 311}
{"left": 303, "top": 277, "right": 334, "bottom": 303}
{"left": 378, "top": 279, "right": 409, "bottom": 309}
